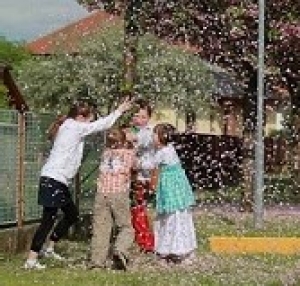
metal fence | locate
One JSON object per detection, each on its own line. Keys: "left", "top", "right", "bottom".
{"left": 0, "top": 111, "right": 18, "bottom": 225}
{"left": 75, "top": 132, "right": 105, "bottom": 214}
{"left": 0, "top": 110, "right": 53, "bottom": 226}
{"left": 0, "top": 109, "right": 105, "bottom": 227}
{"left": 23, "top": 112, "right": 54, "bottom": 222}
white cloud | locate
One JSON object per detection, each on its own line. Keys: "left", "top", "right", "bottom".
{"left": 0, "top": 0, "right": 89, "bottom": 41}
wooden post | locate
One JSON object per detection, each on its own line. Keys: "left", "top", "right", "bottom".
{"left": 16, "top": 112, "right": 25, "bottom": 228}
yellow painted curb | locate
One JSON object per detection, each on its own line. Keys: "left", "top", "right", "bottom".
{"left": 209, "top": 237, "right": 300, "bottom": 254}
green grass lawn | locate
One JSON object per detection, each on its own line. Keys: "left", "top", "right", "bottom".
{"left": 1, "top": 209, "right": 300, "bottom": 286}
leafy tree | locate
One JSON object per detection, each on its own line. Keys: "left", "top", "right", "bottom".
{"left": 76, "top": 1, "right": 299, "bottom": 110}
{"left": 17, "top": 25, "right": 213, "bottom": 115}
{"left": 0, "top": 36, "right": 30, "bottom": 66}
{"left": 173, "top": 1, "right": 299, "bottom": 209}
{"left": 77, "top": 0, "right": 147, "bottom": 96}
{"left": 0, "top": 37, "right": 30, "bottom": 108}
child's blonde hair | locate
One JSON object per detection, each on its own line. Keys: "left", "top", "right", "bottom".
{"left": 105, "top": 128, "right": 127, "bottom": 149}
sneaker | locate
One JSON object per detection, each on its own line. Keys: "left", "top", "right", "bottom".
{"left": 113, "top": 251, "right": 128, "bottom": 271}
{"left": 42, "top": 249, "right": 64, "bottom": 261}
{"left": 24, "top": 260, "right": 46, "bottom": 270}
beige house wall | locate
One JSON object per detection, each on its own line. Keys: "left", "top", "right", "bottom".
{"left": 150, "top": 106, "right": 279, "bottom": 136}
{"left": 150, "top": 108, "right": 223, "bottom": 134}
{"left": 265, "top": 107, "right": 278, "bottom": 135}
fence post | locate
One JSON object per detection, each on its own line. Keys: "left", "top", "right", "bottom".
{"left": 16, "top": 112, "right": 25, "bottom": 228}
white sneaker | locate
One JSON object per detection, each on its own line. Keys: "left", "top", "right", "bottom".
{"left": 42, "top": 249, "right": 64, "bottom": 261}
{"left": 24, "top": 260, "right": 46, "bottom": 270}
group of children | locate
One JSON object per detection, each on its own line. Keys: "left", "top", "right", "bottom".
{"left": 24, "top": 97, "right": 197, "bottom": 270}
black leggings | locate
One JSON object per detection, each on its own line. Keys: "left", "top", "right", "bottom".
{"left": 30, "top": 201, "right": 79, "bottom": 253}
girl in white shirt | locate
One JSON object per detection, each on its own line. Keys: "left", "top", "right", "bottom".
{"left": 24, "top": 98, "right": 132, "bottom": 270}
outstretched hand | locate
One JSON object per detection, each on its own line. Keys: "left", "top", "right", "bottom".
{"left": 117, "top": 97, "right": 134, "bottom": 113}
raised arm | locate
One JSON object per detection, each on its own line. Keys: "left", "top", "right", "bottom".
{"left": 79, "top": 98, "right": 133, "bottom": 137}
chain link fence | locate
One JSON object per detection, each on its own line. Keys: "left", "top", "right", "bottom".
{"left": 75, "top": 132, "right": 105, "bottom": 214}
{"left": 0, "top": 110, "right": 52, "bottom": 225}
{"left": 0, "top": 109, "right": 105, "bottom": 227}
{"left": 0, "top": 110, "right": 18, "bottom": 224}
{"left": 23, "top": 112, "right": 54, "bottom": 222}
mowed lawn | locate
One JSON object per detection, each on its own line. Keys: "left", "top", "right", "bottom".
{"left": 1, "top": 207, "right": 300, "bottom": 286}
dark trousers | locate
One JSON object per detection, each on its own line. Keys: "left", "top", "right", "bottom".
{"left": 30, "top": 201, "right": 79, "bottom": 253}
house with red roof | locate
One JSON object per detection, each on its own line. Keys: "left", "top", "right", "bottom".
{"left": 27, "top": 11, "right": 119, "bottom": 55}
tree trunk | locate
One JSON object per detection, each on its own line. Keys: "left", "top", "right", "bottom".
{"left": 123, "top": 32, "right": 138, "bottom": 93}
{"left": 122, "top": 0, "right": 142, "bottom": 96}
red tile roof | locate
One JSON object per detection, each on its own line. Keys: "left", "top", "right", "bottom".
{"left": 27, "top": 11, "right": 120, "bottom": 55}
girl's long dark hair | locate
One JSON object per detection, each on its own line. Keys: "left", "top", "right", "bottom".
{"left": 46, "top": 100, "right": 96, "bottom": 141}
{"left": 46, "top": 115, "right": 67, "bottom": 141}
{"left": 105, "top": 128, "right": 127, "bottom": 149}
